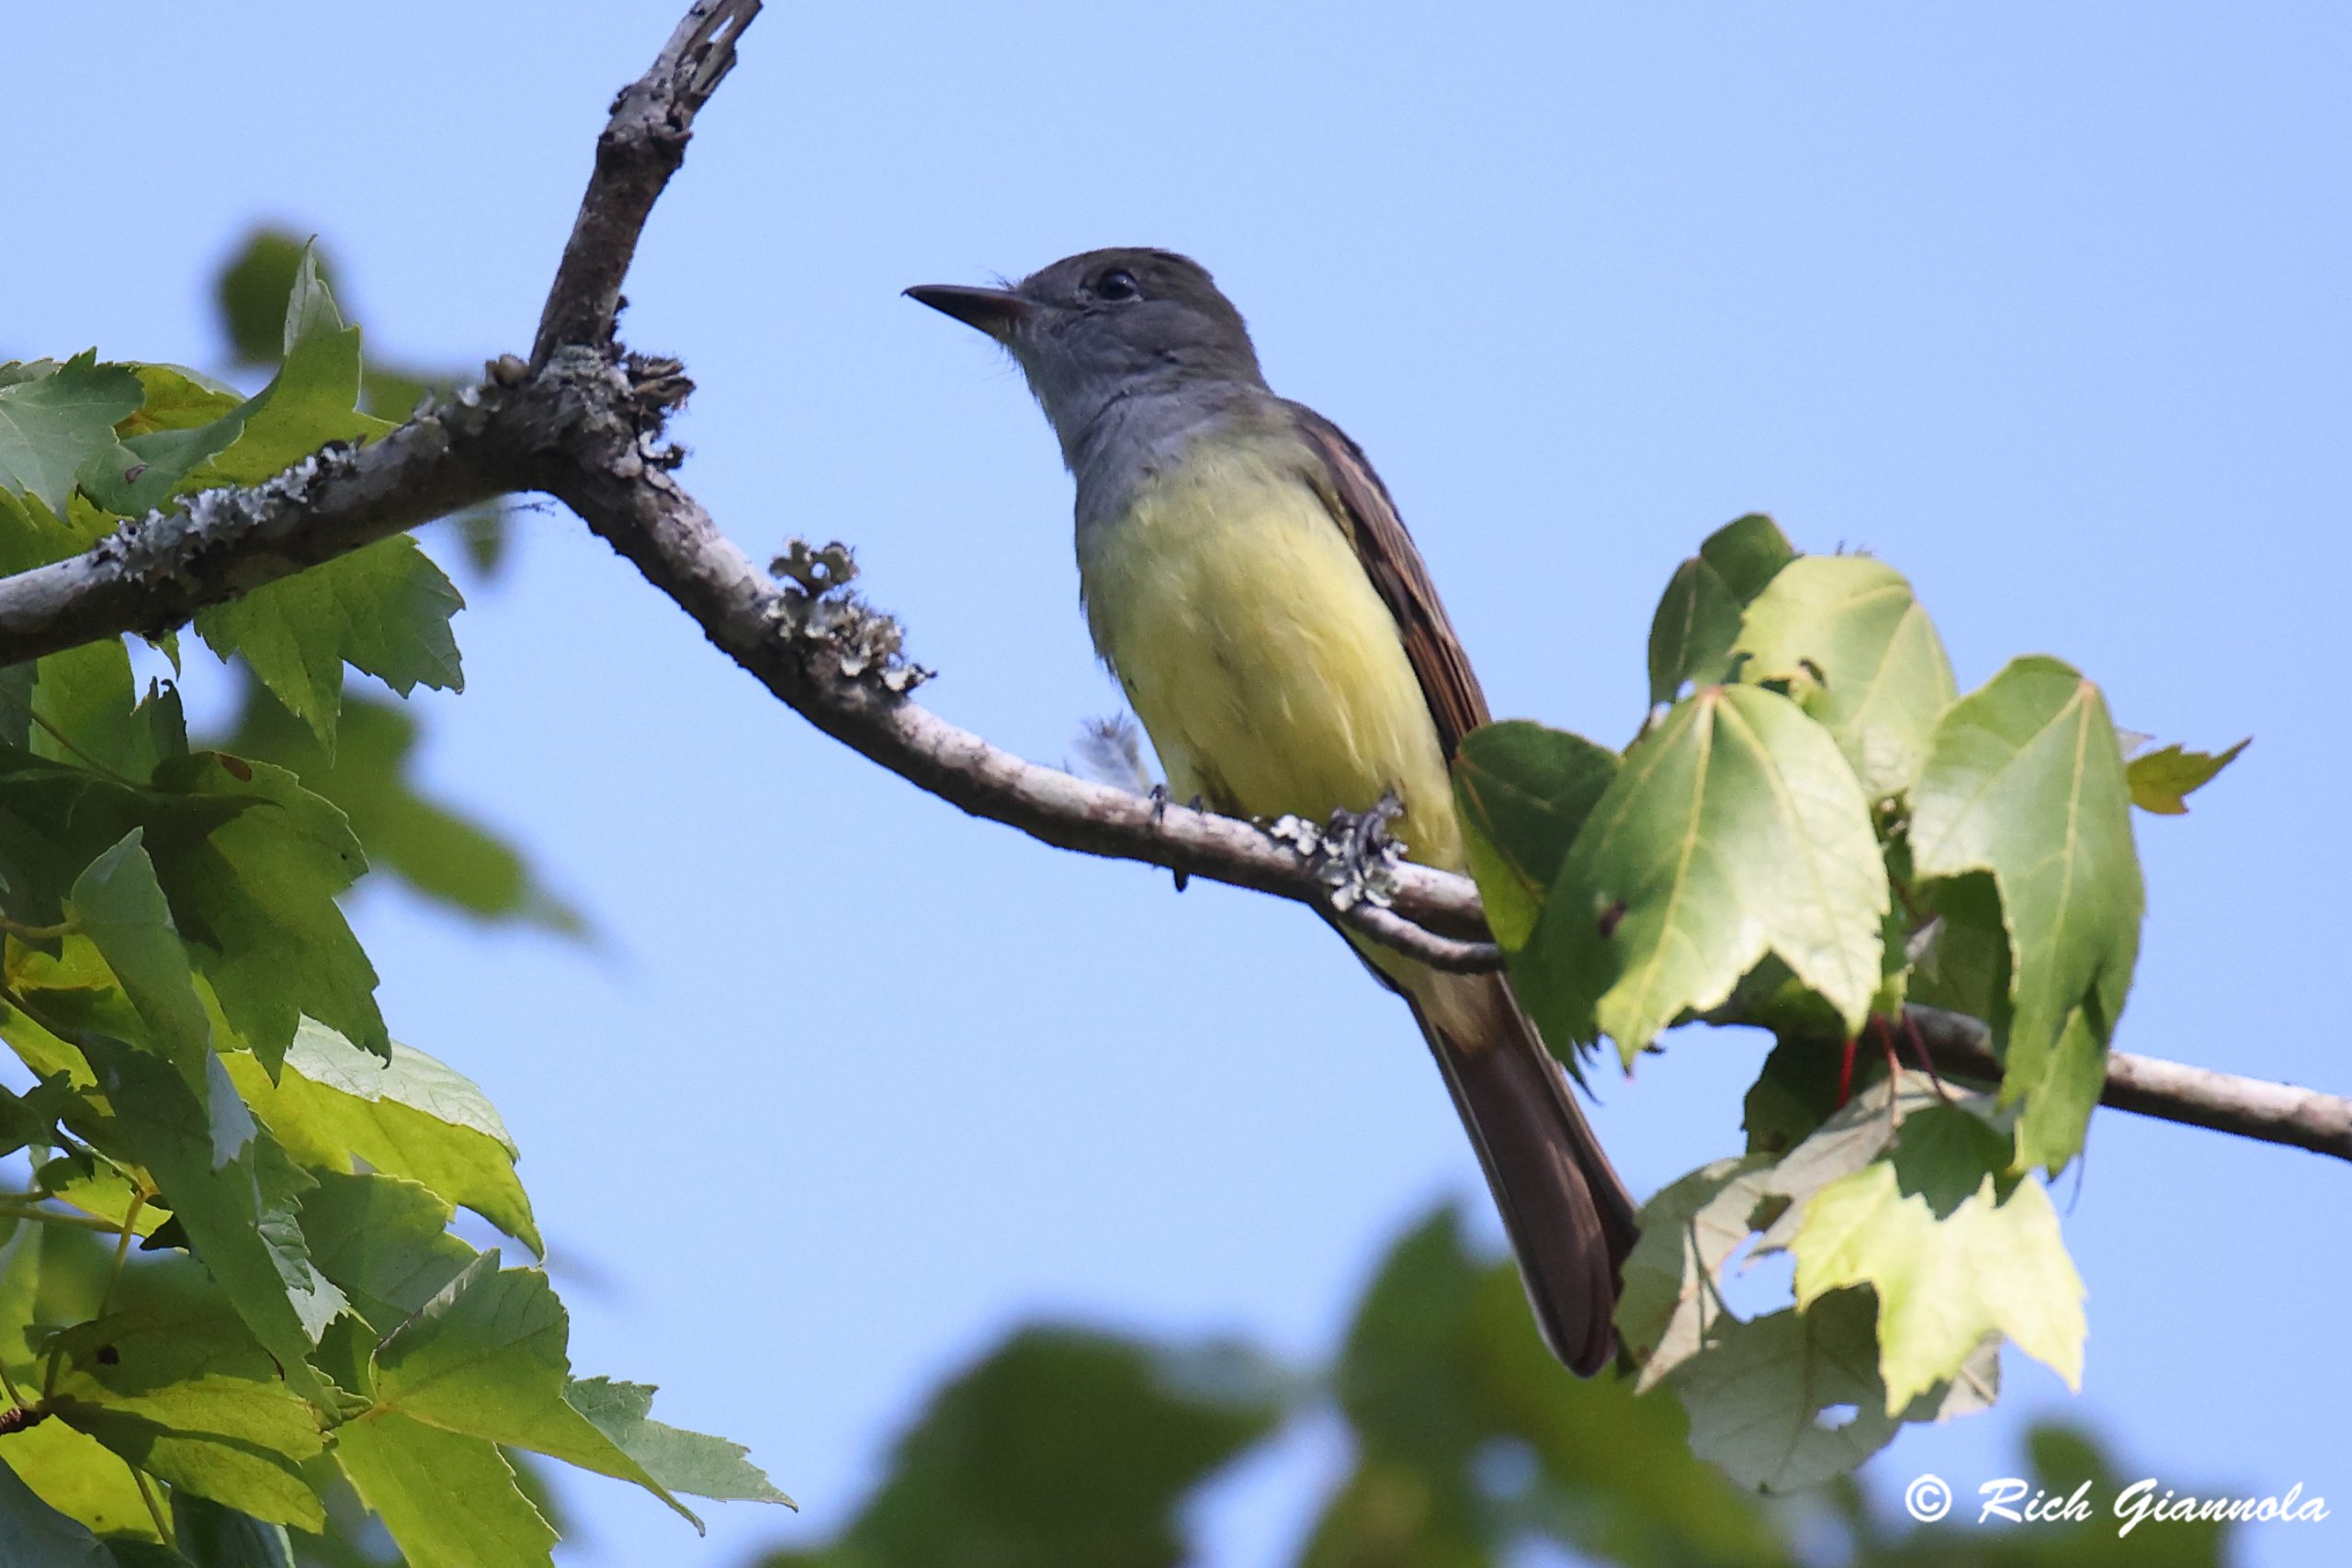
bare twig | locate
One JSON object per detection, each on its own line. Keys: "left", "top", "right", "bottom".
{"left": 1903, "top": 1006, "right": 2352, "bottom": 1163}
{"left": 531, "top": 0, "right": 763, "bottom": 367}
{"left": 0, "top": 0, "right": 2340, "bottom": 1171}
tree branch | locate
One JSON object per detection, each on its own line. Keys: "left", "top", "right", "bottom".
{"left": 531, "top": 0, "right": 762, "bottom": 367}
{"left": 0, "top": 0, "right": 2341, "bottom": 1171}
{"left": 1904, "top": 1006, "right": 2352, "bottom": 1164}
{"left": 0, "top": 416, "right": 502, "bottom": 667}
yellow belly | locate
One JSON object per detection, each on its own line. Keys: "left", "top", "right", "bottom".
{"left": 1078, "top": 439, "right": 1464, "bottom": 881}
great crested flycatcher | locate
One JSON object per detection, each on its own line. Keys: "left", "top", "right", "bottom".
{"left": 909, "top": 248, "right": 1637, "bottom": 1373}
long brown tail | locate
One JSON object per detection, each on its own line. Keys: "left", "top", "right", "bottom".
{"left": 1409, "top": 971, "right": 1639, "bottom": 1376}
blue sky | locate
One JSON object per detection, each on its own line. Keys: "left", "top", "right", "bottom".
{"left": 8, "top": 2, "right": 2348, "bottom": 1563}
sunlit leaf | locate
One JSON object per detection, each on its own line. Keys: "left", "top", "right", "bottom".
{"left": 1793, "top": 1164, "right": 2085, "bottom": 1413}
{"left": 1732, "top": 555, "right": 1957, "bottom": 800}
{"left": 226, "top": 1022, "right": 536, "bottom": 1254}
{"left": 2125, "top": 739, "right": 2248, "bottom": 816}
{"left": 78, "top": 1038, "right": 348, "bottom": 1409}
{"left": 333, "top": 1414, "right": 556, "bottom": 1568}
{"left": 564, "top": 1377, "right": 794, "bottom": 1507}
{"left": 47, "top": 1303, "right": 327, "bottom": 1529}
{"left": 1516, "top": 685, "right": 1887, "bottom": 1061}
{"left": 367, "top": 1254, "right": 696, "bottom": 1526}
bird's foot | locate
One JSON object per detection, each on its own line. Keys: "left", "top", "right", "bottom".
{"left": 1287, "top": 789, "right": 1408, "bottom": 914}
{"left": 1149, "top": 785, "right": 1207, "bottom": 891}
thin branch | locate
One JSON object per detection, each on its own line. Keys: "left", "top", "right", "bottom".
{"left": 531, "top": 0, "right": 763, "bottom": 367}
{"left": 1903, "top": 1006, "right": 2352, "bottom": 1164}
{"left": 0, "top": 0, "right": 2339, "bottom": 1175}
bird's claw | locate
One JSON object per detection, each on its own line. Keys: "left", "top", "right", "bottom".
{"left": 1149, "top": 784, "right": 1205, "bottom": 891}
{"left": 1315, "top": 790, "right": 1407, "bottom": 914}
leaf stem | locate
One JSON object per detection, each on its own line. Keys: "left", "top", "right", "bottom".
{"left": 0, "top": 915, "right": 78, "bottom": 941}
{"left": 0, "top": 1198, "right": 122, "bottom": 1233}
{"left": 0, "top": 677, "right": 143, "bottom": 789}
{"left": 98, "top": 1191, "right": 143, "bottom": 1318}
{"left": 133, "top": 1465, "right": 175, "bottom": 1547}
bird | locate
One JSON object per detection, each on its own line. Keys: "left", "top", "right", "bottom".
{"left": 907, "top": 249, "right": 1638, "bottom": 1373}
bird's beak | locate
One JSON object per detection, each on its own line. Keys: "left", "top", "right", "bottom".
{"left": 904, "top": 283, "right": 1032, "bottom": 342}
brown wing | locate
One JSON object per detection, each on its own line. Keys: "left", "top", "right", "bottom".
{"left": 1287, "top": 404, "right": 1491, "bottom": 756}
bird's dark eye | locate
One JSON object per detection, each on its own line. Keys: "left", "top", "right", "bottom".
{"left": 1093, "top": 269, "right": 1140, "bottom": 302}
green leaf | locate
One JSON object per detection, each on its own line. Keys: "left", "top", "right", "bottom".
{"left": 293, "top": 1170, "right": 475, "bottom": 1335}
{"left": 0, "top": 353, "right": 144, "bottom": 516}
{"left": 1675, "top": 1288, "right": 1900, "bottom": 1493}
{"left": 114, "top": 365, "right": 245, "bottom": 435}
{"left": 1903, "top": 874, "right": 2010, "bottom": 1026}
{"left": 77, "top": 1037, "right": 348, "bottom": 1409}
{"left": 0, "top": 1417, "right": 164, "bottom": 1544}
{"left": 225, "top": 1022, "right": 537, "bottom": 1254}
{"left": 194, "top": 539, "right": 462, "bottom": 758}
{"left": 28, "top": 641, "right": 183, "bottom": 786}
{"left": 125, "top": 238, "right": 433, "bottom": 759}
{"left": 1792, "top": 1163, "right": 2085, "bottom": 1413}
{"left": 1301, "top": 1203, "right": 1796, "bottom": 1568}
{"left": 170, "top": 1494, "right": 296, "bottom": 1568}
{"left": 0, "top": 485, "right": 101, "bottom": 576}
{"left": 1646, "top": 513, "right": 1796, "bottom": 704}
{"left": 1730, "top": 555, "right": 1958, "bottom": 800}
{"left": 563, "top": 1377, "right": 793, "bottom": 1507}
{"left": 215, "top": 233, "right": 318, "bottom": 369}
{"left": 1313, "top": 1204, "right": 1799, "bottom": 1562}
{"left": 1328, "top": 1208, "right": 1487, "bottom": 1477}
{"left": 332, "top": 1414, "right": 555, "bottom": 1568}
{"left": 47, "top": 1303, "right": 328, "bottom": 1529}
{"left": 1613, "top": 1155, "right": 1776, "bottom": 1392}
{"left": 69, "top": 830, "right": 212, "bottom": 1083}
{"left": 187, "top": 243, "right": 390, "bottom": 491}
{"left": 367, "top": 1254, "right": 696, "bottom": 1525}
{"left": 835, "top": 1325, "right": 1283, "bottom": 1568}
{"left": 213, "top": 690, "right": 580, "bottom": 934}
{"left": 74, "top": 371, "right": 250, "bottom": 520}
{"left": 1907, "top": 656, "right": 2143, "bottom": 1171}
{"left": 143, "top": 753, "right": 383, "bottom": 1069}
{"left": 0, "top": 1213, "right": 42, "bottom": 1379}
{"left": 79, "top": 254, "right": 400, "bottom": 513}
{"left": 2009, "top": 1004, "right": 2111, "bottom": 1177}
{"left": 1750, "top": 1071, "right": 1967, "bottom": 1256}
{"left": 0, "top": 747, "right": 379, "bottom": 1070}
{"left": 0, "top": 1452, "right": 115, "bottom": 1568}
{"left": 37, "top": 1150, "right": 165, "bottom": 1237}
{"left": 1456, "top": 1253, "right": 1792, "bottom": 1568}
{"left": 1452, "top": 721, "right": 1619, "bottom": 951}
{"left": 1516, "top": 685, "right": 1888, "bottom": 1062}
{"left": 1739, "top": 1036, "right": 1870, "bottom": 1156}
{"left": 0, "top": 1071, "right": 76, "bottom": 1159}
{"left": 2126, "top": 738, "right": 2249, "bottom": 816}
